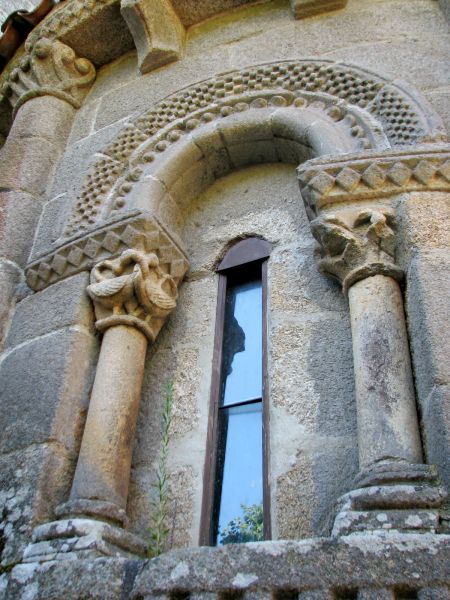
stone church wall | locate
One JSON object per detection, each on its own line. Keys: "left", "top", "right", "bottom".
{"left": 0, "top": 0, "right": 449, "bottom": 597}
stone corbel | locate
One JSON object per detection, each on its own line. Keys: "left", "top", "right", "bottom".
{"left": 290, "top": 0, "right": 348, "bottom": 19}
{"left": 120, "top": 0, "right": 185, "bottom": 75}
{"left": 0, "top": 37, "right": 96, "bottom": 114}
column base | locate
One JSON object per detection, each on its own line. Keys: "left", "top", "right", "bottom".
{"left": 22, "top": 518, "right": 148, "bottom": 563}
{"left": 332, "top": 462, "right": 448, "bottom": 537}
{"left": 56, "top": 498, "right": 128, "bottom": 526}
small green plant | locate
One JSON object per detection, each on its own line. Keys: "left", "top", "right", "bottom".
{"left": 147, "top": 381, "right": 174, "bottom": 558}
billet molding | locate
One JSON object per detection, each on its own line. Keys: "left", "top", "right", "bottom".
{"left": 87, "top": 248, "right": 178, "bottom": 341}
{"left": 310, "top": 206, "right": 403, "bottom": 295}
{"left": 61, "top": 59, "right": 446, "bottom": 238}
{"left": 0, "top": 37, "right": 95, "bottom": 113}
{"left": 25, "top": 211, "right": 188, "bottom": 292}
{"left": 298, "top": 146, "right": 450, "bottom": 217}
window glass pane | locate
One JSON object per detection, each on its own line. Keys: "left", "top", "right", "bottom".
{"left": 216, "top": 402, "right": 263, "bottom": 544}
{"left": 221, "top": 280, "right": 262, "bottom": 407}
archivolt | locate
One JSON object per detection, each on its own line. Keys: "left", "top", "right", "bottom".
{"left": 62, "top": 59, "right": 446, "bottom": 240}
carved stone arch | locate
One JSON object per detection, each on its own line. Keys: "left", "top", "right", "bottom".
{"left": 24, "top": 60, "right": 450, "bottom": 292}
{"left": 61, "top": 59, "right": 446, "bottom": 240}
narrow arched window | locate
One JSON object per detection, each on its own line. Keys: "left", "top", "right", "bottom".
{"left": 200, "top": 238, "right": 272, "bottom": 546}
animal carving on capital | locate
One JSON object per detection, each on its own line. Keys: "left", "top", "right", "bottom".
{"left": 87, "top": 249, "right": 178, "bottom": 341}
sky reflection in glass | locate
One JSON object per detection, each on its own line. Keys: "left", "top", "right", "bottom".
{"left": 217, "top": 403, "right": 263, "bottom": 541}
{"left": 222, "top": 280, "right": 262, "bottom": 407}
{"left": 215, "top": 276, "right": 263, "bottom": 544}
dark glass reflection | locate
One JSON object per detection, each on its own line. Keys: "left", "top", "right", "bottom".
{"left": 221, "top": 280, "right": 262, "bottom": 407}
{"left": 213, "top": 274, "right": 264, "bottom": 545}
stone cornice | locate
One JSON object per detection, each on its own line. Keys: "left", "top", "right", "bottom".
{"left": 1, "top": 36, "right": 95, "bottom": 112}
{"left": 298, "top": 146, "right": 450, "bottom": 217}
{"left": 25, "top": 211, "right": 188, "bottom": 292}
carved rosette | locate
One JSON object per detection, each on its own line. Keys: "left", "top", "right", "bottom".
{"left": 87, "top": 249, "right": 178, "bottom": 341}
{"left": 1, "top": 37, "right": 96, "bottom": 113}
{"left": 311, "top": 207, "right": 403, "bottom": 294}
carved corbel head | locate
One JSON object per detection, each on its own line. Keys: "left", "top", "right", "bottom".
{"left": 311, "top": 207, "right": 403, "bottom": 294}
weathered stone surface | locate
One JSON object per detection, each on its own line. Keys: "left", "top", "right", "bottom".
{"left": 2, "top": 535, "right": 450, "bottom": 599}
{"left": 290, "top": 0, "right": 347, "bottom": 20}
{"left": 5, "top": 273, "right": 94, "bottom": 349}
{"left": 270, "top": 316, "right": 356, "bottom": 435}
{"left": 348, "top": 275, "right": 422, "bottom": 468}
{"left": 0, "top": 190, "right": 43, "bottom": 267}
{"left": 0, "top": 261, "right": 21, "bottom": 348}
{"left": 0, "top": 442, "right": 75, "bottom": 568}
{"left": 5, "top": 96, "right": 75, "bottom": 150}
{"left": 0, "top": 135, "right": 61, "bottom": 197}
{"left": 398, "top": 192, "right": 450, "bottom": 263}
{"left": 28, "top": 193, "right": 71, "bottom": 260}
{"left": 406, "top": 250, "right": 450, "bottom": 402}
{"left": 24, "top": 518, "right": 147, "bottom": 562}
{"left": 440, "top": 0, "right": 450, "bottom": 23}
{"left": 0, "top": 329, "right": 98, "bottom": 454}
{"left": 421, "top": 384, "right": 450, "bottom": 491}
{"left": 69, "top": 325, "right": 148, "bottom": 513}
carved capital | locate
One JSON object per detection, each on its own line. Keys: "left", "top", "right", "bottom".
{"left": 87, "top": 249, "right": 178, "bottom": 341}
{"left": 311, "top": 207, "right": 403, "bottom": 294}
{"left": 1, "top": 38, "right": 96, "bottom": 113}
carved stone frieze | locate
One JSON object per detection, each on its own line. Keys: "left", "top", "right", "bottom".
{"left": 298, "top": 147, "right": 450, "bottom": 217}
{"left": 310, "top": 207, "right": 403, "bottom": 294}
{"left": 25, "top": 211, "right": 188, "bottom": 292}
{"left": 60, "top": 59, "right": 445, "bottom": 238}
{"left": 87, "top": 248, "right": 178, "bottom": 341}
{"left": 0, "top": 37, "right": 96, "bottom": 112}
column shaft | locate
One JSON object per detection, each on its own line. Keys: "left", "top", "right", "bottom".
{"left": 70, "top": 325, "right": 148, "bottom": 510}
{"left": 348, "top": 274, "right": 422, "bottom": 468}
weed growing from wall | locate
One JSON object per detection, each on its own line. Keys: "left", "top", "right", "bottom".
{"left": 147, "top": 381, "right": 173, "bottom": 558}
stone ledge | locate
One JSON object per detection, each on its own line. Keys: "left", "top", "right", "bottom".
{"left": 4, "top": 534, "right": 450, "bottom": 599}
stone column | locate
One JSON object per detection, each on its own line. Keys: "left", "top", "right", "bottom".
{"left": 0, "top": 37, "right": 95, "bottom": 344}
{"left": 22, "top": 248, "right": 180, "bottom": 561}
{"left": 310, "top": 206, "right": 447, "bottom": 535}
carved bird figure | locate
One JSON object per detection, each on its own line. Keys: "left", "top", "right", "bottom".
{"left": 131, "top": 252, "right": 178, "bottom": 318}
{"left": 87, "top": 256, "right": 137, "bottom": 314}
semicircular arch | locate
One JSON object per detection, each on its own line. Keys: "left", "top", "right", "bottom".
{"left": 62, "top": 59, "right": 446, "bottom": 241}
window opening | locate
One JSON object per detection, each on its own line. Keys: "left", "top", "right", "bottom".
{"left": 201, "top": 238, "right": 271, "bottom": 546}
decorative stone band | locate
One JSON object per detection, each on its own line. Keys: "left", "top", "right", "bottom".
{"left": 310, "top": 207, "right": 403, "bottom": 295}
{"left": 298, "top": 146, "right": 450, "bottom": 217}
{"left": 25, "top": 211, "right": 189, "bottom": 292}
{"left": 87, "top": 248, "right": 178, "bottom": 342}
{"left": 59, "top": 59, "right": 445, "bottom": 238}
{"left": 0, "top": 37, "right": 96, "bottom": 113}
